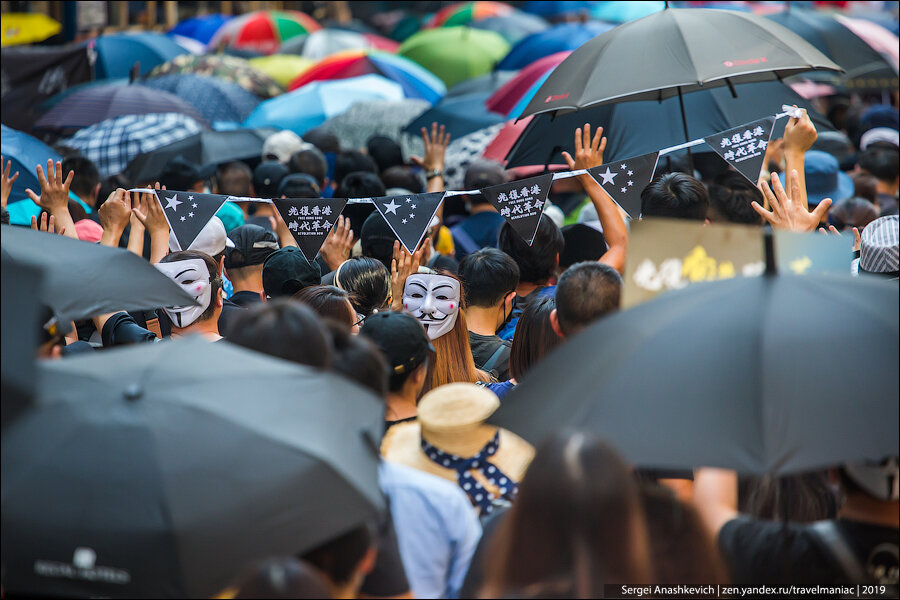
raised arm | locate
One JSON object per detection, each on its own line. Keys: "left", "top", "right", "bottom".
{"left": 411, "top": 122, "right": 451, "bottom": 195}
{"left": 98, "top": 189, "right": 132, "bottom": 248}
{"left": 1, "top": 155, "right": 20, "bottom": 210}
{"left": 561, "top": 124, "right": 628, "bottom": 274}
{"left": 131, "top": 187, "right": 171, "bottom": 264}
{"left": 692, "top": 467, "right": 739, "bottom": 538}
{"left": 753, "top": 169, "right": 831, "bottom": 232}
{"left": 782, "top": 107, "right": 817, "bottom": 208}
{"left": 26, "top": 159, "right": 78, "bottom": 240}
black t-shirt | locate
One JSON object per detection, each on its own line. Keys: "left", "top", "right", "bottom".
{"left": 218, "top": 291, "right": 262, "bottom": 338}
{"left": 719, "top": 516, "right": 899, "bottom": 586}
{"left": 469, "top": 331, "right": 511, "bottom": 381}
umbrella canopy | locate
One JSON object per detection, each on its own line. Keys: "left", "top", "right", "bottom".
{"left": 280, "top": 28, "right": 399, "bottom": 59}
{"left": 62, "top": 113, "right": 205, "bottom": 178}
{"left": 123, "top": 128, "right": 277, "bottom": 185}
{"left": 505, "top": 79, "right": 835, "bottom": 168}
{"left": 767, "top": 9, "right": 899, "bottom": 92}
{"left": 146, "top": 54, "right": 285, "bottom": 98}
{"left": 288, "top": 50, "right": 446, "bottom": 104}
{"left": 0, "top": 124, "right": 61, "bottom": 204}
{"left": 169, "top": 13, "right": 232, "bottom": 45}
{"left": 442, "top": 122, "right": 506, "bottom": 190}
{"left": 169, "top": 34, "right": 207, "bottom": 55}
{"left": 243, "top": 74, "right": 405, "bottom": 136}
{"left": 209, "top": 10, "right": 320, "bottom": 55}
{"left": 445, "top": 70, "right": 517, "bottom": 98}
{"left": 34, "top": 83, "right": 206, "bottom": 133}
{"left": 140, "top": 74, "right": 261, "bottom": 125}
{"left": 496, "top": 21, "right": 612, "bottom": 71}
{"left": 93, "top": 32, "right": 189, "bottom": 79}
{"left": 0, "top": 225, "right": 197, "bottom": 322}
{"left": 0, "top": 253, "right": 42, "bottom": 428}
{"left": 519, "top": 8, "right": 841, "bottom": 120}
{"left": 521, "top": 1, "right": 594, "bottom": 18}
{"left": 37, "top": 79, "right": 130, "bottom": 113}
{"left": 482, "top": 116, "right": 532, "bottom": 164}
{"left": 427, "top": 1, "right": 516, "bottom": 28}
{"left": 1, "top": 336, "right": 385, "bottom": 598}
{"left": 591, "top": 0, "right": 665, "bottom": 23}
{"left": 492, "top": 273, "right": 899, "bottom": 475}
{"left": 486, "top": 50, "right": 570, "bottom": 115}
{"left": 403, "top": 91, "right": 505, "bottom": 140}
{"left": 320, "top": 98, "right": 430, "bottom": 158}
{"left": 836, "top": 15, "right": 899, "bottom": 74}
{"left": 399, "top": 26, "right": 510, "bottom": 88}
{"left": 247, "top": 54, "right": 314, "bottom": 87}
{"left": 471, "top": 12, "right": 550, "bottom": 45}
{"left": 1, "top": 13, "right": 60, "bottom": 47}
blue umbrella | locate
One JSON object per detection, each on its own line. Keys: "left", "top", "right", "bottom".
{"left": 496, "top": 21, "right": 612, "bottom": 70}
{"left": 141, "top": 74, "right": 261, "bottom": 126}
{"left": 169, "top": 14, "right": 232, "bottom": 45}
{"left": 34, "top": 83, "right": 206, "bottom": 133}
{"left": 93, "top": 32, "right": 189, "bottom": 79}
{"left": 471, "top": 13, "right": 550, "bottom": 45}
{"left": 591, "top": 1, "right": 665, "bottom": 23}
{"left": 0, "top": 124, "right": 61, "bottom": 204}
{"left": 243, "top": 74, "right": 405, "bottom": 136}
{"left": 402, "top": 91, "right": 505, "bottom": 140}
{"left": 521, "top": 1, "right": 595, "bottom": 18}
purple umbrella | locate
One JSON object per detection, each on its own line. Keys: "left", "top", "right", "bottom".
{"left": 34, "top": 83, "right": 206, "bottom": 133}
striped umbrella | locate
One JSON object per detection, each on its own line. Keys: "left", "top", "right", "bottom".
{"left": 140, "top": 74, "right": 262, "bottom": 125}
{"left": 34, "top": 83, "right": 206, "bottom": 133}
{"left": 427, "top": 2, "right": 515, "bottom": 28}
{"left": 146, "top": 54, "right": 285, "bottom": 99}
{"left": 62, "top": 113, "right": 205, "bottom": 177}
{"left": 209, "top": 10, "right": 320, "bottom": 55}
{"left": 288, "top": 50, "right": 446, "bottom": 104}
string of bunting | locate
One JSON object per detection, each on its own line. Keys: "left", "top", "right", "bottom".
{"left": 130, "top": 106, "right": 802, "bottom": 262}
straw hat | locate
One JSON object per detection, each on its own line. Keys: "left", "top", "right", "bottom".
{"left": 381, "top": 383, "right": 535, "bottom": 490}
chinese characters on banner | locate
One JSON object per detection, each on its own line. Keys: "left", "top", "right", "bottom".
{"left": 704, "top": 116, "right": 776, "bottom": 185}
{"left": 481, "top": 173, "right": 554, "bottom": 246}
{"left": 274, "top": 197, "right": 349, "bottom": 263}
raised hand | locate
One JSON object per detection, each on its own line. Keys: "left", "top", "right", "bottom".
{"left": 319, "top": 215, "right": 354, "bottom": 272}
{"left": 561, "top": 123, "right": 607, "bottom": 171}
{"left": 26, "top": 159, "right": 78, "bottom": 238}
{"left": 131, "top": 188, "right": 172, "bottom": 263}
{"left": 99, "top": 188, "right": 132, "bottom": 247}
{"left": 818, "top": 224, "right": 861, "bottom": 253}
{"left": 753, "top": 170, "right": 831, "bottom": 232}
{"left": 390, "top": 238, "right": 431, "bottom": 310}
{"left": 1, "top": 155, "right": 20, "bottom": 209}
{"left": 30, "top": 212, "right": 65, "bottom": 236}
{"left": 782, "top": 107, "right": 817, "bottom": 156}
{"left": 410, "top": 122, "right": 451, "bottom": 173}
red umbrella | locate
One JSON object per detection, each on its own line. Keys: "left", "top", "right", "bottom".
{"left": 209, "top": 10, "right": 320, "bottom": 55}
{"left": 485, "top": 50, "right": 570, "bottom": 116}
{"left": 483, "top": 117, "right": 530, "bottom": 164}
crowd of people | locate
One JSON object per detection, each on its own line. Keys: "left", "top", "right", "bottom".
{"left": 2, "top": 4, "right": 899, "bottom": 598}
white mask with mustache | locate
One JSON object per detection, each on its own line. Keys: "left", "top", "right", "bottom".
{"left": 403, "top": 273, "right": 460, "bottom": 340}
{"left": 155, "top": 259, "right": 212, "bottom": 328}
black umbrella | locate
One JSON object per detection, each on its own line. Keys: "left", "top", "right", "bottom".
{"left": 766, "top": 9, "right": 899, "bottom": 92}
{"left": 0, "top": 253, "right": 42, "bottom": 428}
{"left": 1, "top": 336, "right": 385, "bottom": 598}
{"left": 0, "top": 225, "right": 197, "bottom": 322}
{"left": 123, "top": 127, "right": 278, "bottom": 185}
{"left": 505, "top": 79, "right": 835, "bottom": 168}
{"left": 491, "top": 274, "right": 899, "bottom": 475}
{"left": 519, "top": 7, "right": 841, "bottom": 120}
{"left": 403, "top": 91, "right": 505, "bottom": 140}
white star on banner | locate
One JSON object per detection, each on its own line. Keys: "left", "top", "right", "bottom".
{"left": 180, "top": 216, "right": 186, "bottom": 222}
{"left": 627, "top": 181, "right": 633, "bottom": 186}
{"left": 189, "top": 212, "right": 194, "bottom": 218}
{"left": 383, "top": 199, "right": 400, "bottom": 215}
{"left": 621, "top": 187, "right": 627, "bottom": 193}
{"left": 402, "top": 218, "right": 408, "bottom": 224}
{"left": 409, "top": 213, "right": 415, "bottom": 219}
{"left": 620, "top": 164, "right": 627, "bottom": 170}
{"left": 192, "top": 203, "right": 198, "bottom": 208}
{"left": 187, "top": 195, "right": 194, "bottom": 201}
{"left": 627, "top": 170, "right": 633, "bottom": 176}
{"left": 598, "top": 167, "right": 617, "bottom": 185}
{"left": 165, "top": 194, "right": 181, "bottom": 211}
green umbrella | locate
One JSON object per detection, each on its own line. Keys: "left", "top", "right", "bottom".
{"left": 399, "top": 26, "right": 509, "bottom": 88}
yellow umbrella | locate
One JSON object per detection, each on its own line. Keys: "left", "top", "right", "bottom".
{"left": 248, "top": 54, "right": 314, "bottom": 88}
{"left": 1, "top": 13, "right": 61, "bottom": 47}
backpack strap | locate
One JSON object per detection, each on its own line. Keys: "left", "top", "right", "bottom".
{"left": 808, "top": 521, "right": 871, "bottom": 584}
{"left": 481, "top": 343, "right": 507, "bottom": 376}
{"left": 143, "top": 310, "right": 162, "bottom": 339}
{"left": 451, "top": 223, "right": 481, "bottom": 257}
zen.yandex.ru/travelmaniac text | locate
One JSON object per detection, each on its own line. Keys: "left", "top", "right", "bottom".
{"left": 608, "top": 584, "right": 898, "bottom": 598}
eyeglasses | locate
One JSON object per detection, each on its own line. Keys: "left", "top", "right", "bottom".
{"left": 354, "top": 313, "right": 367, "bottom": 327}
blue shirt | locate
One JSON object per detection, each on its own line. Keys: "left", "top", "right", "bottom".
{"left": 497, "top": 285, "right": 556, "bottom": 342}
{"left": 452, "top": 211, "right": 507, "bottom": 260}
{"left": 379, "top": 461, "right": 482, "bottom": 599}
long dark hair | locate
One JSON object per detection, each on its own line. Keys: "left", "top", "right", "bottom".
{"left": 334, "top": 257, "right": 391, "bottom": 318}
{"left": 484, "top": 432, "right": 651, "bottom": 598}
{"left": 293, "top": 285, "right": 356, "bottom": 329}
{"left": 509, "top": 295, "right": 562, "bottom": 381}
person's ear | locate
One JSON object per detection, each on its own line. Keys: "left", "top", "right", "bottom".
{"left": 218, "top": 255, "right": 225, "bottom": 276}
{"left": 357, "top": 545, "right": 378, "bottom": 578}
{"left": 504, "top": 291, "right": 516, "bottom": 309}
{"left": 92, "top": 182, "right": 101, "bottom": 201}
{"left": 550, "top": 308, "right": 565, "bottom": 339}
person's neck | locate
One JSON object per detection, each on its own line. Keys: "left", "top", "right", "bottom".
{"left": 230, "top": 277, "right": 264, "bottom": 297}
{"left": 470, "top": 203, "right": 498, "bottom": 215}
{"left": 839, "top": 494, "right": 899, "bottom": 528}
{"left": 466, "top": 305, "right": 501, "bottom": 336}
{"left": 171, "top": 319, "right": 221, "bottom": 341}
{"left": 875, "top": 180, "right": 899, "bottom": 198}
{"left": 515, "top": 281, "right": 545, "bottom": 297}
{"left": 76, "top": 193, "right": 95, "bottom": 210}
{"left": 385, "top": 391, "right": 417, "bottom": 422}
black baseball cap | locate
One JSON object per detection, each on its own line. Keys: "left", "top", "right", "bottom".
{"left": 158, "top": 155, "right": 215, "bottom": 191}
{"left": 360, "top": 311, "right": 433, "bottom": 376}
{"left": 262, "top": 246, "right": 321, "bottom": 298}
{"left": 253, "top": 161, "right": 289, "bottom": 198}
{"left": 225, "top": 224, "right": 279, "bottom": 269}
{"left": 360, "top": 211, "right": 396, "bottom": 269}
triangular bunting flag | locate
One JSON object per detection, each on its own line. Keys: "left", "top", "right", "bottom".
{"left": 704, "top": 116, "right": 776, "bottom": 185}
{"left": 588, "top": 152, "right": 659, "bottom": 219}
{"left": 158, "top": 190, "right": 227, "bottom": 251}
{"left": 481, "top": 173, "right": 553, "bottom": 246}
{"left": 371, "top": 191, "right": 445, "bottom": 254}
{"left": 273, "top": 197, "right": 349, "bottom": 264}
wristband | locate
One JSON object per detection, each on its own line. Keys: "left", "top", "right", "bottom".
{"left": 426, "top": 169, "right": 444, "bottom": 180}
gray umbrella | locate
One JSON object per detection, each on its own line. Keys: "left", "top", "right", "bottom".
{"left": 319, "top": 98, "right": 430, "bottom": 157}
{"left": 0, "top": 253, "right": 42, "bottom": 428}
{"left": 1, "top": 336, "right": 385, "bottom": 598}
{"left": 1, "top": 225, "right": 197, "bottom": 322}
{"left": 491, "top": 274, "right": 899, "bottom": 475}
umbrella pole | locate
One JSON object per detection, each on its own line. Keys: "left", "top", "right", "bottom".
{"left": 676, "top": 86, "right": 694, "bottom": 173}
